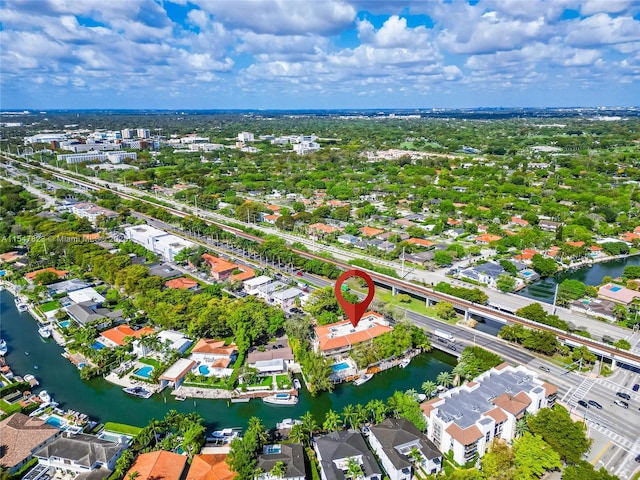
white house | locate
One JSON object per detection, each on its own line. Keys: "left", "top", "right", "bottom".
{"left": 243, "top": 276, "right": 273, "bottom": 295}
{"left": 124, "top": 225, "right": 195, "bottom": 262}
{"left": 270, "top": 288, "right": 304, "bottom": 310}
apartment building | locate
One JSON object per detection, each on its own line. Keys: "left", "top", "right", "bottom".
{"left": 124, "top": 225, "right": 195, "bottom": 262}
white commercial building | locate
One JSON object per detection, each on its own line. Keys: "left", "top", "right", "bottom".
{"left": 57, "top": 151, "right": 137, "bottom": 164}
{"left": 24, "top": 133, "right": 67, "bottom": 145}
{"left": 238, "top": 132, "right": 255, "bottom": 142}
{"left": 124, "top": 225, "right": 195, "bottom": 262}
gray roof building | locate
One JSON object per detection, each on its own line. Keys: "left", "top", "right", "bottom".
{"left": 314, "top": 430, "right": 382, "bottom": 480}
{"left": 66, "top": 302, "right": 122, "bottom": 325}
{"left": 147, "top": 263, "right": 181, "bottom": 279}
{"left": 48, "top": 279, "right": 90, "bottom": 296}
{"left": 256, "top": 444, "right": 306, "bottom": 480}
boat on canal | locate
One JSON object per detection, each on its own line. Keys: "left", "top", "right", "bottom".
{"left": 230, "top": 397, "right": 250, "bottom": 403}
{"left": 353, "top": 373, "right": 373, "bottom": 386}
{"left": 0, "top": 339, "right": 7, "bottom": 356}
{"left": 399, "top": 358, "right": 411, "bottom": 368}
{"left": 123, "top": 386, "right": 153, "bottom": 399}
{"left": 38, "top": 326, "right": 52, "bottom": 339}
{"left": 207, "top": 427, "right": 242, "bottom": 444}
{"left": 293, "top": 378, "right": 301, "bottom": 390}
{"left": 263, "top": 393, "right": 298, "bottom": 405}
{"left": 276, "top": 418, "right": 302, "bottom": 430}
{"left": 39, "top": 390, "right": 52, "bottom": 404}
{"left": 24, "top": 374, "right": 39, "bottom": 386}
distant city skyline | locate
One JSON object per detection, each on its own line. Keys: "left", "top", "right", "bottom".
{"left": 1, "top": 1, "right": 639, "bottom": 110}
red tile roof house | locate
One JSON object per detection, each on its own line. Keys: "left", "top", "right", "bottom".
{"left": 187, "top": 454, "right": 235, "bottom": 480}
{"left": 165, "top": 276, "right": 199, "bottom": 290}
{"left": 598, "top": 283, "right": 640, "bottom": 305}
{"left": 308, "top": 223, "right": 343, "bottom": 236}
{"left": 126, "top": 451, "right": 187, "bottom": 480}
{"left": 313, "top": 312, "right": 392, "bottom": 357}
{"left": 189, "top": 338, "right": 238, "bottom": 378}
{"left": 359, "top": 226, "right": 385, "bottom": 237}
{"left": 262, "top": 214, "right": 280, "bottom": 225}
{"left": 407, "top": 238, "right": 436, "bottom": 248}
{"left": 510, "top": 216, "right": 529, "bottom": 227}
{"left": 474, "top": 234, "right": 502, "bottom": 244}
{"left": 99, "top": 325, "right": 156, "bottom": 348}
{"left": 201, "top": 254, "right": 254, "bottom": 283}
{"left": 24, "top": 268, "right": 68, "bottom": 284}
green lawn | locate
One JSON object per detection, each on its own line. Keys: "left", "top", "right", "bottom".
{"left": 249, "top": 376, "right": 273, "bottom": 388}
{"left": 276, "top": 374, "right": 292, "bottom": 389}
{"left": 103, "top": 422, "right": 142, "bottom": 435}
{"left": 39, "top": 300, "right": 61, "bottom": 312}
{"left": 138, "top": 358, "right": 161, "bottom": 368}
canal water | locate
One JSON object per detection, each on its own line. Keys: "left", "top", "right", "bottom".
{"left": 0, "top": 290, "right": 455, "bottom": 430}
{"left": 517, "top": 255, "right": 640, "bottom": 303}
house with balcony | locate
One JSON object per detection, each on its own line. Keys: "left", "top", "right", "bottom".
{"left": 189, "top": 338, "right": 238, "bottom": 377}
{"left": 314, "top": 312, "right": 392, "bottom": 357}
{"left": 421, "top": 364, "right": 557, "bottom": 466}
{"left": 0, "top": 413, "right": 60, "bottom": 473}
{"left": 368, "top": 418, "right": 441, "bottom": 480}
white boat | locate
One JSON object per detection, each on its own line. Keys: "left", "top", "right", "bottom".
{"left": 263, "top": 393, "right": 298, "bottom": 405}
{"left": 0, "top": 339, "right": 7, "bottom": 356}
{"left": 38, "top": 390, "right": 52, "bottom": 404}
{"left": 417, "top": 393, "right": 427, "bottom": 402}
{"left": 353, "top": 374, "right": 373, "bottom": 386}
{"left": 207, "top": 427, "right": 242, "bottom": 444}
{"left": 24, "top": 374, "right": 39, "bottom": 386}
{"left": 38, "top": 326, "right": 52, "bottom": 338}
{"left": 399, "top": 358, "right": 411, "bottom": 368}
{"left": 123, "top": 386, "right": 153, "bottom": 399}
{"left": 230, "top": 397, "right": 251, "bottom": 403}
{"left": 293, "top": 379, "right": 301, "bottom": 390}
{"left": 14, "top": 298, "right": 28, "bottom": 312}
{"left": 276, "top": 418, "right": 302, "bottom": 430}
{"left": 175, "top": 393, "right": 187, "bottom": 401}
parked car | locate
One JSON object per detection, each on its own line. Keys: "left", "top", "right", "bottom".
{"left": 448, "top": 345, "right": 457, "bottom": 351}
{"left": 614, "top": 400, "right": 629, "bottom": 409}
{"left": 577, "top": 400, "right": 589, "bottom": 408}
{"left": 633, "top": 384, "right": 640, "bottom": 392}
{"left": 538, "top": 366, "right": 550, "bottom": 372}
{"left": 296, "top": 271, "right": 304, "bottom": 276}
{"left": 588, "top": 400, "right": 602, "bottom": 409}
{"left": 616, "top": 392, "right": 631, "bottom": 400}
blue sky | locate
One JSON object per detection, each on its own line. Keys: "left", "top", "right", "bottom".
{"left": 1, "top": 0, "right": 639, "bottom": 110}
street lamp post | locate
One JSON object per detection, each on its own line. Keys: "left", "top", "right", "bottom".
{"left": 194, "top": 194, "right": 200, "bottom": 217}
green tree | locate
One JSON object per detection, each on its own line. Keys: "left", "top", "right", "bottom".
{"left": 270, "top": 461, "right": 287, "bottom": 479}
{"left": 434, "top": 301, "right": 456, "bottom": 320}
{"left": 613, "top": 338, "right": 631, "bottom": 350}
{"left": 434, "top": 251, "right": 453, "bottom": 266}
{"left": 33, "top": 270, "right": 61, "bottom": 285}
{"left": 496, "top": 274, "right": 516, "bottom": 293}
{"left": 436, "top": 371, "right": 453, "bottom": 388}
{"left": 531, "top": 254, "right": 558, "bottom": 277}
{"left": 513, "top": 433, "right": 561, "bottom": 480}
{"left": 561, "top": 460, "right": 620, "bottom": 480}
{"left": 480, "top": 439, "right": 515, "bottom": 480}
{"left": 421, "top": 380, "right": 437, "bottom": 396}
{"left": 527, "top": 405, "right": 592, "bottom": 464}
{"left": 612, "top": 304, "right": 628, "bottom": 322}
{"left": 323, "top": 409, "right": 341, "bottom": 432}
{"left": 341, "top": 404, "right": 356, "bottom": 430}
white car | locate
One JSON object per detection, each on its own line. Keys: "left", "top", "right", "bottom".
{"left": 614, "top": 399, "right": 629, "bottom": 409}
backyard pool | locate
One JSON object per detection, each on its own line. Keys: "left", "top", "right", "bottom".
{"left": 135, "top": 366, "right": 154, "bottom": 378}
{"left": 45, "top": 416, "right": 65, "bottom": 428}
{"left": 331, "top": 362, "right": 350, "bottom": 372}
{"left": 0, "top": 270, "right": 6, "bottom": 277}
{"left": 91, "top": 341, "right": 106, "bottom": 350}
{"left": 198, "top": 365, "right": 210, "bottom": 375}
{"left": 59, "top": 320, "right": 72, "bottom": 328}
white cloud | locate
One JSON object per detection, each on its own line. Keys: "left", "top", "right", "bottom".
{"left": 565, "top": 13, "right": 640, "bottom": 47}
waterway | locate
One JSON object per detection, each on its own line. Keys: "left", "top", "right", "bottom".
{"left": 517, "top": 255, "right": 640, "bottom": 303}
{"left": 0, "top": 289, "right": 455, "bottom": 430}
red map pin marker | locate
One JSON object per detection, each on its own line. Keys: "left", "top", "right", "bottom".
{"left": 335, "top": 269, "right": 376, "bottom": 328}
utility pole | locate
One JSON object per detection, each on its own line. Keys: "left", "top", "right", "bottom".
{"left": 401, "top": 247, "right": 406, "bottom": 278}
{"left": 552, "top": 283, "right": 559, "bottom": 315}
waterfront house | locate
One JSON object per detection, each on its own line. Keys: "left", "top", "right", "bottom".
{"left": 34, "top": 433, "right": 124, "bottom": 478}
{"left": 314, "top": 430, "right": 382, "bottom": 480}
{"left": 256, "top": 444, "right": 306, "bottom": 480}
{"left": 187, "top": 454, "right": 234, "bottom": 480}
{"left": 100, "top": 325, "right": 156, "bottom": 348}
{"left": 47, "top": 279, "right": 90, "bottom": 296}
{"left": 65, "top": 302, "right": 123, "bottom": 327}
{"left": 67, "top": 287, "right": 106, "bottom": 305}
{"left": 247, "top": 338, "right": 295, "bottom": 376}
{"left": 189, "top": 338, "right": 238, "bottom": 377}
{"left": 597, "top": 283, "right": 640, "bottom": 305}
{"left": 368, "top": 418, "right": 442, "bottom": 479}
{"left": 422, "top": 364, "right": 557, "bottom": 466}
{"left": 458, "top": 262, "right": 507, "bottom": 289}
{"left": 25, "top": 268, "right": 68, "bottom": 284}
{"left": 126, "top": 450, "right": 187, "bottom": 480}
{"left": 0, "top": 413, "right": 60, "bottom": 473}
{"left": 314, "top": 312, "right": 392, "bottom": 357}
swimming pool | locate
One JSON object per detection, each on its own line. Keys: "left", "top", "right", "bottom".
{"left": 610, "top": 286, "right": 622, "bottom": 292}
{"left": 46, "top": 416, "right": 65, "bottom": 428}
{"left": 522, "top": 271, "right": 533, "bottom": 277}
{"left": 332, "top": 362, "right": 350, "bottom": 372}
{"left": 135, "top": 366, "right": 154, "bottom": 378}
{"left": 198, "top": 365, "right": 210, "bottom": 375}
{"left": 0, "top": 270, "right": 6, "bottom": 277}
{"left": 91, "top": 341, "right": 106, "bottom": 350}
{"left": 59, "top": 320, "right": 72, "bottom": 328}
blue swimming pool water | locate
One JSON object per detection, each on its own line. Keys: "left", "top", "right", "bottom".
{"left": 135, "top": 366, "right": 153, "bottom": 378}
{"left": 59, "top": 320, "right": 71, "bottom": 328}
{"left": 46, "top": 417, "right": 64, "bottom": 428}
{"left": 0, "top": 270, "right": 6, "bottom": 277}
{"left": 199, "top": 365, "right": 210, "bottom": 375}
{"left": 91, "top": 341, "right": 106, "bottom": 350}
{"left": 332, "top": 362, "right": 350, "bottom": 372}
{"left": 522, "top": 271, "right": 533, "bottom": 277}
{"left": 610, "top": 286, "right": 622, "bottom": 292}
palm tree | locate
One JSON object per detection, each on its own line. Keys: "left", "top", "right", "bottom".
{"left": 128, "top": 471, "right": 139, "bottom": 480}
{"left": 301, "top": 412, "right": 319, "bottom": 441}
{"left": 515, "top": 418, "right": 529, "bottom": 438}
{"left": 289, "top": 424, "right": 306, "bottom": 445}
{"left": 366, "top": 399, "right": 387, "bottom": 424}
{"left": 341, "top": 404, "right": 356, "bottom": 430}
{"left": 421, "top": 380, "right": 437, "bottom": 397}
{"left": 345, "top": 457, "right": 364, "bottom": 480}
{"left": 613, "top": 304, "right": 629, "bottom": 322}
{"left": 436, "top": 371, "right": 453, "bottom": 389}
{"left": 354, "top": 404, "right": 369, "bottom": 427}
{"left": 408, "top": 446, "right": 423, "bottom": 466}
{"left": 323, "top": 409, "right": 341, "bottom": 432}
{"left": 270, "top": 461, "right": 287, "bottom": 479}
{"left": 404, "top": 389, "right": 419, "bottom": 402}
{"left": 451, "top": 363, "right": 466, "bottom": 386}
